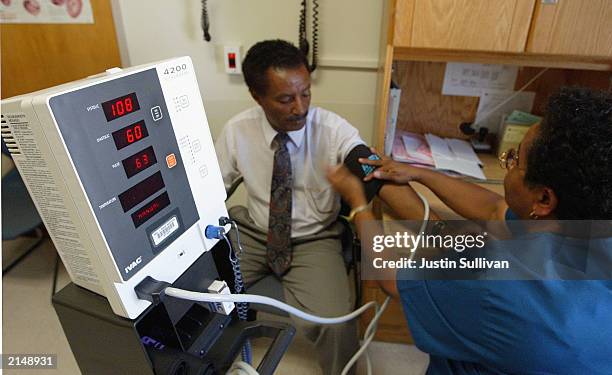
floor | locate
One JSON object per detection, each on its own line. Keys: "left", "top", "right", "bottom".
{"left": 2, "top": 237, "right": 429, "bottom": 375}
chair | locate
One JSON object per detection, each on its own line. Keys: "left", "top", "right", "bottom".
{"left": 225, "top": 177, "right": 361, "bottom": 316}
{"left": 1, "top": 140, "right": 46, "bottom": 275}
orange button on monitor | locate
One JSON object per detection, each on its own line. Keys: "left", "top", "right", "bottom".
{"left": 166, "top": 153, "right": 177, "bottom": 169}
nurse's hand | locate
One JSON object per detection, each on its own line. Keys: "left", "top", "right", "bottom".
{"left": 326, "top": 165, "right": 368, "bottom": 209}
{"left": 359, "top": 149, "right": 423, "bottom": 184}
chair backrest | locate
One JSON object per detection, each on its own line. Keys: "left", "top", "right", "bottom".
{"left": 225, "top": 176, "right": 244, "bottom": 201}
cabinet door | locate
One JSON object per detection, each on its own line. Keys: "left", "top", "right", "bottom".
{"left": 394, "top": 0, "right": 535, "bottom": 52}
{"left": 527, "top": 0, "right": 612, "bottom": 57}
{"left": 1, "top": 0, "right": 121, "bottom": 98}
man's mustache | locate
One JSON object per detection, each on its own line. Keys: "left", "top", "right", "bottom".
{"left": 287, "top": 112, "right": 308, "bottom": 122}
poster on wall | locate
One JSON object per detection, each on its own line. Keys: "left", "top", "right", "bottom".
{"left": 0, "top": 0, "right": 93, "bottom": 24}
{"left": 441, "top": 63, "right": 519, "bottom": 97}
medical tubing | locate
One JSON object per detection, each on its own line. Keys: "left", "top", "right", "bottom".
{"left": 339, "top": 191, "right": 428, "bottom": 373}
{"left": 165, "top": 288, "right": 378, "bottom": 325}
{"left": 341, "top": 296, "right": 391, "bottom": 375}
{"left": 220, "top": 192, "right": 427, "bottom": 373}
{"left": 222, "top": 234, "right": 252, "bottom": 365}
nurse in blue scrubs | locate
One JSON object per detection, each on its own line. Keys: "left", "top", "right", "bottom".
{"left": 327, "top": 87, "right": 612, "bottom": 374}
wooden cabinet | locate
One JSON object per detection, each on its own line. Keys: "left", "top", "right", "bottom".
{"left": 391, "top": 0, "right": 612, "bottom": 58}
{"left": 527, "top": 0, "right": 612, "bottom": 57}
{"left": 394, "top": 0, "right": 535, "bottom": 52}
{"left": 0, "top": 0, "right": 121, "bottom": 98}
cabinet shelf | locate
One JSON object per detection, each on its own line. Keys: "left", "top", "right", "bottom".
{"left": 393, "top": 48, "right": 612, "bottom": 72}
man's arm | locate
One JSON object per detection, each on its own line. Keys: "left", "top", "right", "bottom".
{"left": 326, "top": 165, "right": 400, "bottom": 299}
{"left": 342, "top": 144, "right": 440, "bottom": 221}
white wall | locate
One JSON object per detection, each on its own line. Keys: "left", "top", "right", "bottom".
{"left": 111, "top": 0, "right": 383, "bottom": 144}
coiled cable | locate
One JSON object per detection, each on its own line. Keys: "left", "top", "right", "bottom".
{"left": 310, "top": 0, "right": 319, "bottom": 71}
{"left": 298, "top": 0, "right": 309, "bottom": 57}
{"left": 222, "top": 233, "right": 252, "bottom": 364}
{"left": 201, "top": 0, "right": 211, "bottom": 41}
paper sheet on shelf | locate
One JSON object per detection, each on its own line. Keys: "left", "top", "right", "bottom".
{"left": 442, "top": 63, "right": 519, "bottom": 97}
{"left": 433, "top": 157, "right": 486, "bottom": 180}
{"left": 424, "top": 134, "right": 453, "bottom": 158}
{"left": 447, "top": 138, "right": 483, "bottom": 166}
{"left": 474, "top": 89, "right": 536, "bottom": 133}
{"left": 425, "top": 134, "right": 486, "bottom": 180}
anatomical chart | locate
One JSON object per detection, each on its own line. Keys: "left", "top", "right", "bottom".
{"left": 0, "top": 0, "right": 93, "bottom": 23}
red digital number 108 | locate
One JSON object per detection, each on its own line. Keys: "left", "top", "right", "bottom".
{"left": 112, "top": 97, "right": 133, "bottom": 117}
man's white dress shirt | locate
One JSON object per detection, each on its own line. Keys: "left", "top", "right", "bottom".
{"left": 215, "top": 106, "right": 364, "bottom": 237}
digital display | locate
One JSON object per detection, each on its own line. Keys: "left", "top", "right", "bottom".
{"left": 102, "top": 93, "right": 140, "bottom": 122}
{"left": 122, "top": 146, "right": 157, "bottom": 178}
{"left": 132, "top": 192, "right": 171, "bottom": 228}
{"left": 118, "top": 172, "right": 165, "bottom": 212}
{"left": 112, "top": 120, "right": 149, "bottom": 150}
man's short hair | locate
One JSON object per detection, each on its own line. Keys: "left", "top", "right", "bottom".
{"left": 525, "top": 87, "right": 612, "bottom": 219}
{"left": 242, "top": 39, "right": 309, "bottom": 96}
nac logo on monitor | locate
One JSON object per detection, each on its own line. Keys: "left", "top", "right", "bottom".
{"left": 124, "top": 256, "right": 143, "bottom": 274}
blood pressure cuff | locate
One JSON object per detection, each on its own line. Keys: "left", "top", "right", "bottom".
{"left": 339, "top": 144, "right": 385, "bottom": 216}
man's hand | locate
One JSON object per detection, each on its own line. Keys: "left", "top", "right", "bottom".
{"left": 326, "top": 165, "right": 368, "bottom": 209}
{"left": 359, "top": 148, "right": 423, "bottom": 184}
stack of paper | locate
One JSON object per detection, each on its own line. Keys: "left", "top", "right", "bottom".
{"left": 391, "top": 131, "right": 486, "bottom": 180}
{"left": 425, "top": 134, "right": 485, "bottom": 180}
{"left": 392, "top": 131, "right": 434, "bottom": 166}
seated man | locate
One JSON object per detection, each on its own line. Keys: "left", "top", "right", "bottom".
{"left": 214, "top": 39, "right": 423, "bottom": 375}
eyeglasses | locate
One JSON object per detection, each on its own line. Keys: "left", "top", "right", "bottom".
{"left": 499, "top": 148, "right": 521, "bottom": 170}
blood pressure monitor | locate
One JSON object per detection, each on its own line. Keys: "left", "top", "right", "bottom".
{"left": 1, "top": 57, "right": 228, "bottom": 318}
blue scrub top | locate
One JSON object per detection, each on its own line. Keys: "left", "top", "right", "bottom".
{"left": 396, "top": 212, "right": 612, "bottom": 374}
